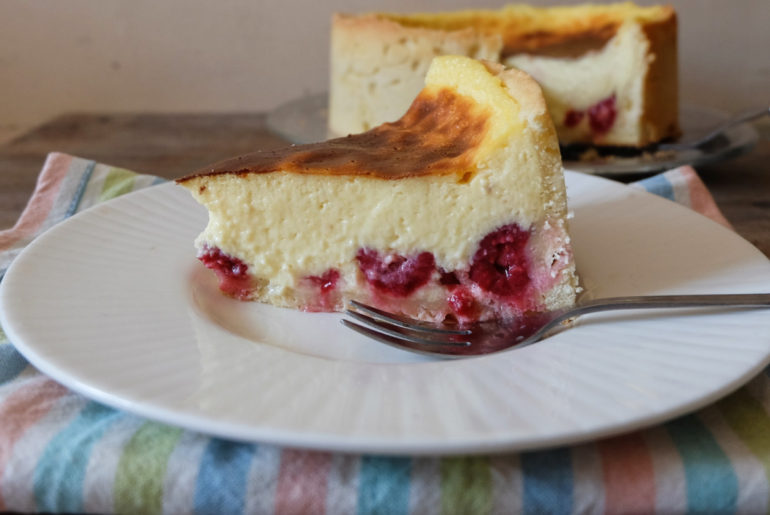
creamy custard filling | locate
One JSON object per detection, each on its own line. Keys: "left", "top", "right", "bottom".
{"left": 191, "top": 152, "right": 549, "bottom": 289}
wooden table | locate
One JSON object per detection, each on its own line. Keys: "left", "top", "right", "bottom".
{"left": 1, "top": 113, "right": 768, "bottom": 257}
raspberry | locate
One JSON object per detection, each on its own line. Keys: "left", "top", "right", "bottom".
{"left": 356, "top": 248, "right": 435, "bottom": 297}
{"left": 563, "top": 109, "right": 585, "bottom": 128}
{"left": 306, "top": 269, "right": 340, "bottom": 294}
{"left": 587, "top": 94, "right": 617, "bottom": 134}
{"left": 468, "top": 224, "right": 531, "bottom": 297}
{"left": 447, "top": 287, "right": 477, "bottom": 319}
{"left": 303, "top": 268, "right": 341, "bottom": 311}
{"left": 198, "top": 246, "right": 254, "bottom": 300}
{"left": 438, "top": 269, "right": 461, "bottom": 286}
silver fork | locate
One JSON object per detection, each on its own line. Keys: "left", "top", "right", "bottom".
{"left": 342, "top": 294, "right": 770, "bottom": 358}
{"left": 658, "top": 106, "right": 769, "bottom": 151}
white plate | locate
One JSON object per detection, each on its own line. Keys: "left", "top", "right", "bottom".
{"left": 266, "top": 95, "right": 759, "bottom": 176}
{"left": 2, "top": 173, "right": 770, "bottom": 455}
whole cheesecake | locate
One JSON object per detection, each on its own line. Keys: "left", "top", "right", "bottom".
{"left": 329, "top": 2, "right": 679, "bottom": 148}
{"left": 178, "top": 56, "right": 578, "bottom": 324}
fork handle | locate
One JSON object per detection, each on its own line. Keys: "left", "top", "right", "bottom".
{"left": 693, "top": 106, "right": 770, "bottom": 145}
{"left": 575, "top": 293, "right": 770, "bottom": 316}
{"left": 659, "top": 106, "right": 769, "bottom": 150}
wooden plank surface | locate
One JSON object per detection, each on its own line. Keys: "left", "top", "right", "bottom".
{"left": 1, "top": 112, "right": 768, "bottom": 257}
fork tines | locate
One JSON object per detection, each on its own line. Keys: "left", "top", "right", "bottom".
{"left": 344, "top": 300, "right": 472, "bottom": 348}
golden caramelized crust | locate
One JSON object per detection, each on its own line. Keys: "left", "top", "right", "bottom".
{"left": 179, "top": 86, "right": 492, "bottom": 183}
{"left": 380, "top": 3, "right": 676, "bottom": 58}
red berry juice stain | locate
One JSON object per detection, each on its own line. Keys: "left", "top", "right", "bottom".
{"left": 447, "top": 287, "right": 477, "bottom": 319}
{"left": 306, "top": 269, "right": 340, "bottom": 294}
{"left": 438, "top": 269, "right": 461, "bottom": 286}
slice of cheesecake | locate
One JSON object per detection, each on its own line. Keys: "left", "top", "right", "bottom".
{"left": 329, "top": 3, "right": 679, "bottom": 148}
{"left": 178, "top": 56, "right": 578, "bottom": 324}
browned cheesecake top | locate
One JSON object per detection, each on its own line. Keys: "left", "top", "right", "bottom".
{"left": 178, "top": 86, "right": 491, "bottom": 184}
{"left": 379, "top": 4, "right": 676, "bottom": 59}
{"left": 500, "top": 25, "right": 618, "bottom": 58}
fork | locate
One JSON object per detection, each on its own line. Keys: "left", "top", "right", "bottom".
{"left": 657, "top": 106, "right": 769, "bottom": 151}
{"left": 342, "top": 294, "right": 770, "bottom": 358}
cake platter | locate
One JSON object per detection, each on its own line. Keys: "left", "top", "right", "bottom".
{"left": 266, "top": 94, "right": 760, "bottom": 176}
{"left": 2, "top": 172, "right": 770, "bottom": 455}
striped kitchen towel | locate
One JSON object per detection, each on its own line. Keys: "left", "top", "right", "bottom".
{"left": 1, "top": 152, "right": 769, "bottom": 514}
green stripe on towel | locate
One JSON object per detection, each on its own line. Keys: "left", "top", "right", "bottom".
{"left": 440, "top": 456, "right": 492, "bottom": 515}
{"left": 718, "top": 388, "right": 770, "bottom": 501}
{"left": 114, "top": 422, "right": 183, "bottom": 515}
{"left": 99, "top": 167, "right": 137, "bottom": 203}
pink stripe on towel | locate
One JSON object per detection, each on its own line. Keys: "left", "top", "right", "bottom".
{"left": 0, "top": 153, "right": 73, "bottom": 250}
{"left": 675, "top": 166, "right": 733, "bottom": 229}
{"left": 275, "top": 449, "right": 333, "bottom": 515}
{"left": 0, "top": 378, "right": 68, "bottom": 510}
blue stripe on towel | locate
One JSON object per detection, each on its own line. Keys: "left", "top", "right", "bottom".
{"left": 65, "top": 160, "right": 96, "bottom": 217}
{"left": 194, "top": 439, "right": 257, "bottom": 514}
{"left": 0, "top": 344, "right": 28, "bottom": 384}
{"left": 521, "top": 447, "right": 573, "bottom": 515}
{"left": 638, "top": 173, "right": 676, "bottom": 201}
{"left": 358, "top": 456, "right": 412, "bottom": 515}
{"left": 33, "top": 402, "right": 123, "bottom": 513}
{"left": 666, "top": 414, "right": 738, "bottom": 513}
